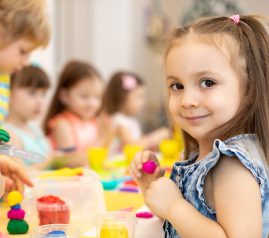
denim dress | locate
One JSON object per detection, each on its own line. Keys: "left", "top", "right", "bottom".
{"left": 163, "top": 134, "right": 269, "bottom": 238}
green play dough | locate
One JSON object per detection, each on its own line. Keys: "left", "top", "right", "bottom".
{"left": 7, "top": 219, "right": 29, "bottom": 234}
{"left": 0, "top": 129, "right": 10, "bottom": 142}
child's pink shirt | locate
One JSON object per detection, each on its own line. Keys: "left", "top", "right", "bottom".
{"left": 48, "top": 111, "right": 98, "bottom": 151}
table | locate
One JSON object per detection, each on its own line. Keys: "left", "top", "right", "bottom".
{"left": 0, "top": 191, "right": 164, "bottom": 238}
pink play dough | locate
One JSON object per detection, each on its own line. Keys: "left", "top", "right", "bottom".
{"left": 142, "top": 160, "right": 157, "bottom": 174}
{"left": 7, "top": 208, "right": 25, "bottom": 220}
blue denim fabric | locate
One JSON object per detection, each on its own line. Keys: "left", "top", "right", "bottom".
{"left": 163, "top": 134, "right": 269, "bottom": 238}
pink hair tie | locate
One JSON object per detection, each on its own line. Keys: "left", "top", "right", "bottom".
{"left": 122, "top": 75, "right": 137, "bottom": 90}
{"left": 229, "top": 14, "right": 240, "bottom": 25}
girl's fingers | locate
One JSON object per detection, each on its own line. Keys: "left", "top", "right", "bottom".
{"left": 141, "top": 150, "right": 151, "bottom": 163}
{"left": 9, "top": 162, "right": 33, "bottom": 187}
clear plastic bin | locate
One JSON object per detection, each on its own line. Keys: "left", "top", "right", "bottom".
{"left": 31, "top": 224, "right": 80, "bottom": 238}
{"left": 24, "top": 169, "right": 106, "bottom": 227}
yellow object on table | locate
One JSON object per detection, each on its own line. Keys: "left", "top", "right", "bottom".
{"left": 123, "top": 145, "right": 143, "bottom": 166}
{"left": 100, "top": 224, "right": 128, "bottom": 238}
{"left": 87, "top": 147, "right": 108, "bottom": 172}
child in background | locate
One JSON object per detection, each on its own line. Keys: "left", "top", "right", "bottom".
{"left": 44, "top": 60, "right": 109, "bottom": 167}
{"left": 0, "top": 0, "right": 50, "bottom": 123}
{"left": 0, "top": 0, "right": 50, "bottom": 194}
{"left": 3, "top": 65, "right": 51, "bottom": 167}
{"left": 130, "top": 15, "right": 269, "bottom": 237}
{"left": 102, "top": 71, "right": 169, "bottom": 155}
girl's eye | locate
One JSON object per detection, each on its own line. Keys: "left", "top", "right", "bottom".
{"left": 170, "top": 83, "right": 184, "bottom": 91}
{"left": 200, "top": 79, "right": 215, "bottom": 88}
{"left": 20, "top": 49, "right": 27, "bottom": 55}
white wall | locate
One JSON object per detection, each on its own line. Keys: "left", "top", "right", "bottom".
{"left": 32, "top": 0, "right": 269, "bottom": 127}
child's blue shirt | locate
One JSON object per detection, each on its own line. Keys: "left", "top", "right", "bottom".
{"left": 163, "top": 134, "right": 269, "bottom": 238}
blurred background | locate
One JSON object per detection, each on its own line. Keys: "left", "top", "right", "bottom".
{"left": 32, "top": 0, "right": 269, "bottom": 130}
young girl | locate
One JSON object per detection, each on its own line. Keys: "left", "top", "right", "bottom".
{"left": 131, "top": 15, "right": 269, "bottom": 238}
{"left": 44, "top": 60, "right": 109, "bottom": 167}
{"left": 3, "top": 65, "right": 51, "bottom": 167}
{"left": 102, "top": 71, "right": 169, "bottom": 155}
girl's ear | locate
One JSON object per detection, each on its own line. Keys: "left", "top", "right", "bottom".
{"left": 59, "top": 89, "right": 69, "bottom": 106}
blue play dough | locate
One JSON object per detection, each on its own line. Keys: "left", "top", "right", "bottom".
{"left": 46, "top": 230, "right": 66, "bottom": 237}
{"left": 11, "top": 204, "right": 21, "bottom": 210}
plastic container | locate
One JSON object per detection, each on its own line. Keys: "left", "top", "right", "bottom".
{"left": 96, "top": 211, "right": 137, "bottom": 238}
{"left": 37, "top": 196, "right": 70, "bottom": 225}
{"left": 31, "top": 224, "right": 80, "bottom": 238}
{"left": 87, "top": 147, "right": 108, "bottom": 172}
{"left": 123, "top": 145, "right": 142, "bottom": 166}
{"left": 24, "top": 169, "right": 106, "bottom": 226}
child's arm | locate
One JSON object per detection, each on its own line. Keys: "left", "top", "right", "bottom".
{"left": 118, "top": 126, "right": 170, "bottom": 148}
{"left": 51, "top": 119, "right": 76, "bottom": 149}
{"left": 144, "top": 156, "right": 262, "bottom": 238}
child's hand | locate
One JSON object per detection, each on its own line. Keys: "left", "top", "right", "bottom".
{"left": 130, "top": 150, "right": 164, "bottom": 194}
{"left": 0, "top": 155, "right": 33, "bottom": 197}
{"left": 144, "top": 176, "right": 183, "bottom": 219}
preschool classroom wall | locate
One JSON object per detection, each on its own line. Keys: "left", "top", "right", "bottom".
{"left": 31, "top": 0, "right": 269, "bottom": 125}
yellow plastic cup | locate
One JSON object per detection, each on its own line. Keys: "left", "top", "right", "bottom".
{"left": 96, "top": 211, "right": 137, "bottom": 238}
{"left": 123, "top": 144, "right": 143, "bottom": 166}
{"left": 87, "top": 147, "right": 108, "bottom": 172}
{"left": 159, "top": 139, "right": 179, "bottom": 166}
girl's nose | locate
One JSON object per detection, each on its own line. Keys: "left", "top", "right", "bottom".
{"left": 180, "top": 90, "right": 199, "bottom": 108}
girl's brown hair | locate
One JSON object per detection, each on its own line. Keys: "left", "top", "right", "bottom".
{"left": 165, "top": 15, "right": 269, "bottom": 163}
{"left": 43, "top": 60, "right": 102, "bottom": 134}
{"left": 0, "top": 0, "right": 50, "bottom": 47}
{"left": 11, "top": 65, "right": 50, "bottom": 90}
{"left": 102, "top": 71, "right": 144, "bottom": 114}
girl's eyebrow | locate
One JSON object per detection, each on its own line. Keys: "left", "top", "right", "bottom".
{"left": 192, "top": 70, "right": 220, "bottom": 78}
{"left": 166, "top": 75, "right": 179, "bottom": 81}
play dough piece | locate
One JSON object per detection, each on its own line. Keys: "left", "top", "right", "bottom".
{"left": 100, "top": 224, "right": 128, "bottom": 238}
{"left": 7, "top": 191, "right": 23, "bottom": 207}
{"left": 136, "top": 211, "right": 153, "bottom": 218}
{"left": 7, "top": 220, "right": 29, "bottom": 234}
{"left": 142, "top": 160, "right": 157, "bottom": 174}
{"left": 7, "top": 208, "right": 25, "bottom": 220}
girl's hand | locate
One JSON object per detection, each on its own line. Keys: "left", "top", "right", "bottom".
{"left": 0, "top": 155, "right": 33, "bottom": 197}
{"left": 130, "top": 150, "right": 164, "bottom": 194}
{"left": 145, "top": 176, "right": 183, "bottom": 219}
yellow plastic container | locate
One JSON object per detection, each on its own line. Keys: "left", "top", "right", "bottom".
{"left": 100, "top": 224, "right": 128, "bottom": 238}
{"left": 123, "top": 145, "right": 143, "bottom": 166}
{"left": 159, "top": 139, "right": 179, "bottom": 167}
{"left": 96, "top": 211, "right": 137, "bottom": 238}
{"left": 87, "top": 147, "right": 108, "bottom": 172}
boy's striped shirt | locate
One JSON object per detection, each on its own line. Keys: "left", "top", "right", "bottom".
{"left": 0, "top": 74, "right": 10, "bottom": 123}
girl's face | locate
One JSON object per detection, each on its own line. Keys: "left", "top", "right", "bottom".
{"left": 166, "top": 38, "right": 242, "bottom": 143}
{"left": 0, "top": 38, "right": 35, "bottom": 74}
{"left": 61, "top": 77, "right": 104, "bottom": 120}
{"left": 9, "top": 87, "right": 48, "bottom": 121}
{"left": 121, "top": 86, "right": 146, "bottom": 116}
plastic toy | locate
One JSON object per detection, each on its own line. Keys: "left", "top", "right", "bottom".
{"left": 39, "top": 167, "right": 84, "bottom": 178}
{"left": 6, "top": 191, "right": 29, "bottom": 234}
{"left": 0, "top": 129, "right": 44, "bottom": 163}
{"left": 142, "top": 160, "right": 157, "bottom": 174}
